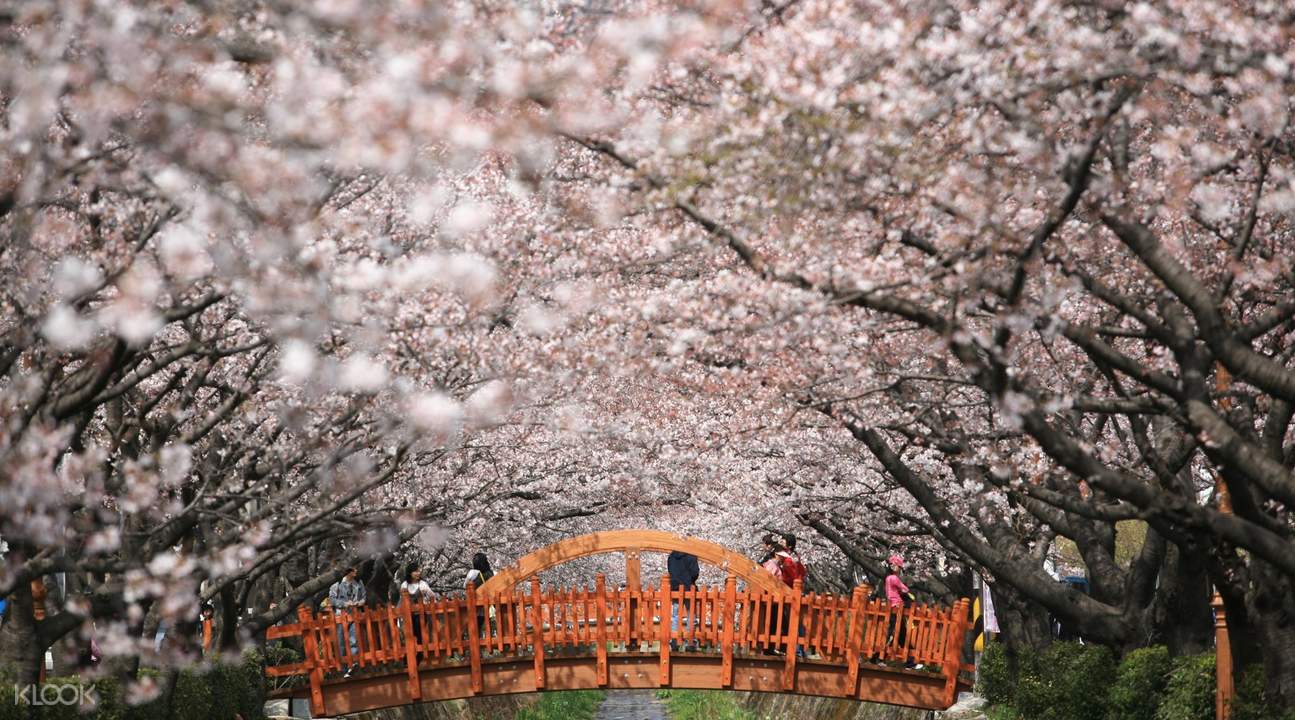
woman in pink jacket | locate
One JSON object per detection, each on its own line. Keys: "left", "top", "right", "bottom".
{"left": 884, "top": 554, "right": 921, "bottom": 669}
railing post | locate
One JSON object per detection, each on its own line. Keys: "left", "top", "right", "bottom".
{"left": 845, "top": 585, "right": 865, "bottom": 697}
{"left": 721, "top": 576, "right": 736, "bottom": 687}
{"left": 399, "top": 590, "right": 422, "bottom": 702}
{"left": 659, "top": 575, "right": 672, "bottom": 686}
{"left": 1214, "top": 593, "right": 1233, "bottom": 720}
{"left": 625, "top": 549, "right": 641, "bottom": 592}
{"left": 595, "top": 574, "right": 609, "bottom": 687}
{"left": 297, "top": 605, "right": 326, "bottom": 716}
{"left": 530, "top": 578, "right": 545, "bottom": 689}
{"left": 782, "top": 579, "right": 803, "bottom": 691}
{"left": 943, "top": 599, "right": 971, "bottom": 707}
{"left": 466, "top": 581, "right": 483, "bottom": 694}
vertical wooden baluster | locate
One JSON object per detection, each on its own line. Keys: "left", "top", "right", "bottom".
{"left": 745, "top": 590, "right": 756, "bottom": 652}
{"left": 595, "top": 575, "right": 609, "bottom": 687}
{"left": 845, "top": 586, "right": 866, "bottom": 698}
{"left": 582, "top": 586, "right": 590, "bottom": 648}
{"left": 398, "top": 590, "right": 421, "bottom": 702}
{"left": 761, "top": 593, "right": 771, "bottom": 655}
{"left": 467, "top": 580, "right": 483, "bottom": 694}
{"left": 360, "top": 606, "right": 371, "bottom": 669}
{"left": 437, "top": 597, "right": 448, "bottom": 662}
{"left": 344, "top": 607, "right": 356, "bottom": 669}
{"left": 701, "top": 585, "right": 711, "bottom": 647}
{"left": 621, "top": 585, "right": 631, "bottom": 650}
{"left": 806, "top": 593, "right": 818, "bottom": 659}
{"left": 565, "top": 588, "right": 573, "bottom": 647}
{"left": 721, "top": 576, "right": 736, "bottom": 687}
{"left": 507, "top": 593, "right": 518, "bottom": 654}
{"left": 530, "top": 578, "right": 545, "bottom": 689}
{"left": 923, "top": 605, "right": 938, "bottom": 665}
{"left": 783, "top": 579, "right": 803, "bottom": 691}
{"left": 659, "top": 575, "right": 671, "bottom": 686}
{"left": 942, "top": 598, "right": 971, "bottom": 707}
{"left": 297, "top": 605, "right": 326, "bottom": 716}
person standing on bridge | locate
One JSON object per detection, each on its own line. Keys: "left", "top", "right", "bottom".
{"left": 759, "top": 534, "right": 785, "bottom": 655}
{"left": 778, "top": 533, "right": 808, "bottom": 658}
{"left": 329, "top": 566, "right": 367, "bottom": 677}
{"left": 400, "top": 567, "right": 435, "bottom": 644}
{"left": 667, "top": 550, "right": 700, "bottom": 652}
{"left": 883, "top": 554, "right": 921, "bottom": 670}
{"left": 465, "top": 552, "right": 496, "bottom": 644}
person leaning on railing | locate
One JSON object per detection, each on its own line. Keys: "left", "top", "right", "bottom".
{"left": 400, "top": 567, "right": 435, "bottom": 645}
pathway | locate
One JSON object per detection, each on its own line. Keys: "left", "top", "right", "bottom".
{"left": 593, "top": 690, "right": 668, "bottom": 720}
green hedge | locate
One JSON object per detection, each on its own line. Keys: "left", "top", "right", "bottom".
{"left": 980, "top": 644, "right": 1295, "bottom": 720}
{"left": 977, "top": 639, "right": 1013, "bottom": 706}
{"left": 1, "top": 649, "right": 273, "bottom": 720}
{"left": 1155, "top": 652, "right": 1215, "bottom": 720}
{"left": 1013, "top": 642, "right": 1115, "bottom": 720}
{"left": 1108, "top": 646, "right": 1172, "bottom": 720}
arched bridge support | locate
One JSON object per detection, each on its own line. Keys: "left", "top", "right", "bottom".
{"left": 478, "top": 529, "right": 789, "bottom": 596}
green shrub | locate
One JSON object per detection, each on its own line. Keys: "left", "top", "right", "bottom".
{"left": 1108, "top": 646, "right": 1172, "bottom": 720}
{"left": 204, "top": 664, "right": 243, "bottom": 720}
{"left": 31, "top": 674, "right": 93, "bottom": 720}
{"left": 0, "top": 665, "right": 22, "bottom": 720}
{"left": 978, "top": 639, "right": 1016, "bottom": 706}
{"left": 169, "top": 669, "right": 212, "bottom": 720}
{"left": 91, "top": 676, "right": 125, "bottom": 720}
{"left": 123, "top": 668, "right": 168, "bottom": 720}
{"left": 235, "top": 650, "right": 268, "bottom": 720}
{"left": 1229, "top": 664, "right": 1295, "bottom": 720}
{"left": 258, "top": 645, "right": 301, "bottom": 668}
{"left": 1155, "top": 652, "right": 1215, "bottom": 720}
{"left": 1013, "top": 641, "right": 1115, "bottom": 720}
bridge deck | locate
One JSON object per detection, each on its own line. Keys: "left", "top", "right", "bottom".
{"left": 265, "top": 576, "right": 972, "bottom": 717}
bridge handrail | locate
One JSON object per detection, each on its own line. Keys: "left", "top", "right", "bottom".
{"left": 264, "top": 575, "right": 973, "bottom": 716}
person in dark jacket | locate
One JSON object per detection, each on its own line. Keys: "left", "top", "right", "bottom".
{"left": 667, "top": 551, "right": 700, "bottom": 651}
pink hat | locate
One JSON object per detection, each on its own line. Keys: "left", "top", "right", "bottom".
{"left": 887, "top": 554, "right": 904, "bottom": 568}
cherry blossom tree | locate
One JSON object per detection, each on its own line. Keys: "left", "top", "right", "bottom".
{"left": 4, "top": 0, "right": 1295, "bottom": 712}
{"left": 534, "top": 0, "right": 1295, "bottom": 705}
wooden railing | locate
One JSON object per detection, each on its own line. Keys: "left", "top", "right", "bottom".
{"left": 266, "top": 575, "right": 973, "bottom": 715}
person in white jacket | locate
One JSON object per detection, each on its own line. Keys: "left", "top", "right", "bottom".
{"left": 400, "top": 567, "right": 435, "bottom": 644}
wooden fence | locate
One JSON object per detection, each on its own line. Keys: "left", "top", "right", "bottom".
{"left": 266, "top": 575, "right": 973, "bottom": 715}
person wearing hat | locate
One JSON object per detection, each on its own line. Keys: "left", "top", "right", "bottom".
{"left": 884, "top": 554, "right": 921, "bottom": 669}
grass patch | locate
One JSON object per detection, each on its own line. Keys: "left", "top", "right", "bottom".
{"left": 657, "top": 690, "right": 754, "bottom": 720}
{"left": 514, "top": 690, "right": 604, "bottom": 720}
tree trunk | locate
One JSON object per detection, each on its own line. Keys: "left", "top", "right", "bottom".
{"left": 1148, "top": 543, "right": 1213, "bottom": 655}
{"left": 1248, "top": 560, "right": 1295, "bottom": 711}
{"left": 991, "top": 582, "right": 1052, "bottom": 654}
{"left": 0, "top": 584, "right": 44, "bottom": 687}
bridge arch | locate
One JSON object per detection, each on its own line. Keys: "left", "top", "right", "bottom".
{"left": 477, "top": 529, "right": 788, "bottom": 596}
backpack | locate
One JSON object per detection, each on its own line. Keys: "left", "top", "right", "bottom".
{"left": 778, "top": 554, "right": 806, "bottom": 588}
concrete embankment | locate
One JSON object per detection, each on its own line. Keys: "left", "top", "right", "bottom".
{"left": 730, "top": 691, "right": 987, "bottom": 720}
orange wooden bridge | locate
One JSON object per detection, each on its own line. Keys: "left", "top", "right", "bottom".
{"left": 265, "top": 531, "right": 974, "bottom": 717}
